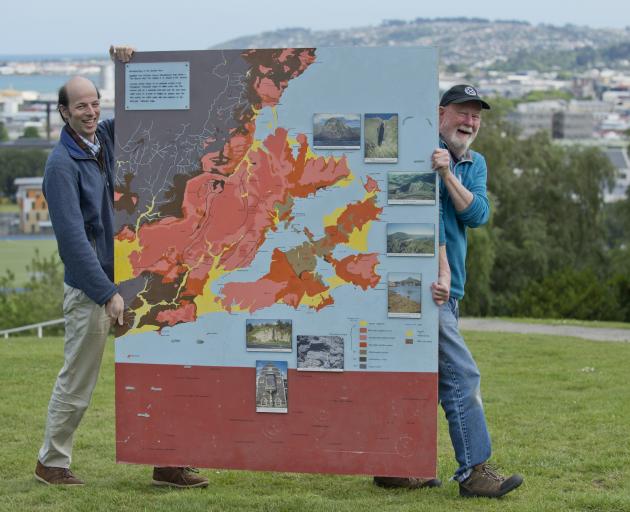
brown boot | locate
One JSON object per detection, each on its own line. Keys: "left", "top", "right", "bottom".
{"left": 459, "top": 463, "right": 523, "bottom": 498}
{"left": 34, "top": 460, "right": 85, "bottom": 486}
{"left": 374, "top": 476, "right": 442, "bottom": 489}
{"left": 152, "top": 467, "right": 208, "bottom": 488}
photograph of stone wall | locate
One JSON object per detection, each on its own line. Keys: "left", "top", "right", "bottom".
{"left": 246, "top": 319, "right": 292, "bottom": 351}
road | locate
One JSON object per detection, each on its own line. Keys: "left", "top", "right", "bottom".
{"left": 460, "top": 318, "right": 630, "bottom": 342}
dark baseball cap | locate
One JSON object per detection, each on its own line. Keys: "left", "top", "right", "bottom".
{"left": 440, "top": 84, "right": 491, "bottom": 110}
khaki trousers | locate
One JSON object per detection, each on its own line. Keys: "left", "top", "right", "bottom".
{"left": 38, "top": 284, "right": 110, "bottom": 468}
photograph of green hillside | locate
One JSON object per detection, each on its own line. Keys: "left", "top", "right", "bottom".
{"left": 364, "top": 113, "right": 398, "bottom": 162}
{"left": 388, "top": 272, "right": 422, "bottom": 318}
{"left": 388, "top": 171, "right": 436, "bottom": 204}
{"left": 246, "top": 319, "right": 292, "bottom": 351}
{"left": 386, "top": 223, "right": 435, "bottom": 257}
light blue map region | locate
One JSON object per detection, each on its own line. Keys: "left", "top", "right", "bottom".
{"left": 115, "top": 47, "right": 439, "bottom": 373}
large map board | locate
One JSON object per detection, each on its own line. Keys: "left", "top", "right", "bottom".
{"left": 113, "top": 47, "right": 439, "bottom": 477}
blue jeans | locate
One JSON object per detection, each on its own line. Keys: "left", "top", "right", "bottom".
{"left": 438, "top": 297, "right": 491, "bottom": 481}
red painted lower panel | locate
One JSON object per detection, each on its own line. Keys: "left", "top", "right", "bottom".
{"left": 115, "top": 363, "right": 437, "bottom": 477}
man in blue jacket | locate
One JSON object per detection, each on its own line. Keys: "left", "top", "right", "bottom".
{"left": 376, "top": 85, "right": 523, "bottom": 497}
{"left": 34, "top": 49, "right": 208, "bottom": 489}
{"left": 433, "top": 85, "right": 522, "bottom": 498}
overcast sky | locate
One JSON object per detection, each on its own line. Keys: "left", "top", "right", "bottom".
{"left": 3, "top": 0, "right": 629, "bottom": 55}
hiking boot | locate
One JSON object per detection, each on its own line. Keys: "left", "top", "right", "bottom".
{"left": 459, "top": 463, "right": 523, "bottom": 498}
{"left": 374, "top": 476, "right": 442, "bottom": 489}
{"left": 34, "top": 460, "right": 85, "bottom": 486}
{"left": 152, "top": 467, "right": 208, "bottom": 488}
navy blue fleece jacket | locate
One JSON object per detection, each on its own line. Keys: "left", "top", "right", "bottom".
{"left": 43, "top": 119, "right": 117, "bottom": 305}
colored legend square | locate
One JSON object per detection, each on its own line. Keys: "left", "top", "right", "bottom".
{"left": 359, "top": 342, "right": 368, "bottom": 348}
{"left": 406, "top": 330, "right": 414, "bottom": 337}
{"left": 359, "top": 320, "right": 368, "bottom": 327}
{"left": 360, "top": 328, "right": 368, "bottom": 333}
{"left": 359, "top": 364, "right": 367, "bottom": 369}
{"left": 405, "top": 339, "right": 414, "bottom": 344}
{"left": 360, "top": 349, "right": 367, "bottom": 355}
{"left": 360, "top": 335, "right": 368, "bottom": 340}
{"left": 359, "top": 357, "right": 367, "bottom": 362}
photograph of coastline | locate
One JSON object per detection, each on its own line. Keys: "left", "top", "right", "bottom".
{"left": 246, "top": 319, "right": 292, "bottom": 352}
{"left": 255, "top": 360, "right": 288, "bottom": 413}
{"left": 388, "top": 273, "right": 422, "bottom": 318}
{"left": 313, "top": 113, "right": 361, "bottom": 149}
{"left": 388, "top": 171, "right": 436, "bottom": 205}
{"left": 364, "top": 113, "right": 398, "bottom": 163}
{"left": 386, "top": 223, "right": 435, "bottom": 257}
{"left": 297, "top": 335, "right": 344, "bottom": 371}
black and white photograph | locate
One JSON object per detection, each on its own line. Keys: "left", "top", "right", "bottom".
{"left": 313, "top": 113, "right": 361, "bottom": 149}
{"left": 386, "top": 223, "right": 435, "bottom": 257}
{"left": 246, "top": 319, "right": 292, "bottom": 352}
{"left": 388, "top": 273, "right": 422, "bottom": 318}
{"left": 364, "top": 113, "right": 398, "bottom": 163}
{"left": 388, "top": 171, "right": 436, "bottom": 205}
{"left": 255, "top": 360, "right": 288, "bottom": 413}
{"left": 297, "top": 335, "right": 344, "bottom": 372}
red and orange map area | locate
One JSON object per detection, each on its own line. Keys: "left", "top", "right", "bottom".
{"left": 114, "top": 48, "right": 381, "bottom": 335}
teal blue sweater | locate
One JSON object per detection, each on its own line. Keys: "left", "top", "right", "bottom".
{"left": 438, "top": 141, "right": 490, "bottom": 300}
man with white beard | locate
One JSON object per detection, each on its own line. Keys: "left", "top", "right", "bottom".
{"left": 375, "top": 85, "right": 523, "bottom": 498}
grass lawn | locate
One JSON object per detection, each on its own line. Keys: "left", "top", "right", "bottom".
{"left": 0, "top": 203, "right": 19, "bottom": 213}
{"left": 0, "top": 239, "right": 59, "bottom": 285}
{"left": 492, "top": 317, "right": 630, "bottom": 330}
{"left": 1, "top": 332, "right": 629, "bottom": 511}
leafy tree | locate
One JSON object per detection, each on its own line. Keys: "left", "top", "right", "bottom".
{"left": 21, "top": 126, "right": 41, "bottom": 139}
{"left": 0, "top": 121, "right": 8, "bottom": 142}
{"left": 0, "top": 249, "right": 64, "bottom": 334}
{"left": 463, "top": 98, "right": 619, "bottom": 318}
{"left": 0, "top": 147, "right": 49, "bottom": 197}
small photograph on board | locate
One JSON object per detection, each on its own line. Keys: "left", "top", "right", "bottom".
{"left": 364, "top": 113, "right": 398, "bottom": 163}
{"left": 388, "top": 273, "right": 422, "bottom": 318}
{"left": 246, "top": 319, "right": 292, "bottom": 352}
{"left": 313, "top": 113, "right": 361, "bottom": 149}
{"left": 386, "top": 223, "right": 435, "bottom": 257}
{"left": 255, "top": 360, "right": 288, "bottom": 413}
{"left": 388, "top": 171, "right": 436, "bottom": 205}
{"left": 297, "top": 335, "right": 344, "bottom": 372}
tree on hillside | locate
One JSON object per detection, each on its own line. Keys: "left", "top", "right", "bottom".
{"left": 461, "top": 98, "right": 619, "bottom": 319}
{"left": 0, "top": 148, "right": 49, "bottom": 197}
{"left": 0, "top": 122, "right": 9, "bottom": 142}
{"left": 20, "top": 126, "right": 41, "bottom": 139}
{"left": 0, "top": 249, "right": 64, "bottom": 333}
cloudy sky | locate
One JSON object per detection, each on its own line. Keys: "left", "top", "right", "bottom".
{"left": 3, "top": 0, "right": 629, "bottom": 55}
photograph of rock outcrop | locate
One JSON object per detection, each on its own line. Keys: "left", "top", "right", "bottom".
{"left": 313, "top": 113, "right": 361, "bottom": 149}
{"left": 297, "top": 335, "right": 344, "bottom": 371}
{"left": 364, "top": 113, "right": 398, "bottom": 162}
{"left": 246, "top": 319, "right": 292, "bottom": 351}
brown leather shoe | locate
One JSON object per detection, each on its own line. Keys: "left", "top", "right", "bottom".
{"left": 459, "top": 463, "right": 523, "bottom": 498}
{"left": 34, "top": 460, "right": 85, "bottom": 486}
{"left": 152, "top": 467, "right": 208, "bottom": 488}
{"left": 374, "top": 476, "right": 442, "bottom": 489}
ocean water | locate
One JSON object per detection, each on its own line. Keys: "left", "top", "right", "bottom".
{"left": 0, "top": 54, "right": 103, "bottom": 94}
{"left": 0, "top": 74, "right": 81, "bottom": 94}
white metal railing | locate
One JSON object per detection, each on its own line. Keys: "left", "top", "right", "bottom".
{"left": 1, "top": 318, "right": 64, "bottom": 339}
